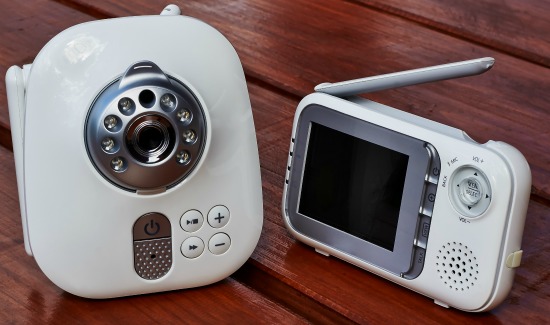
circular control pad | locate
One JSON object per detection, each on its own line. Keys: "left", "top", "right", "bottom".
{"left": 458, "top": 177, "right": 483, "bottom": 206}
{"left": 450, "top": 167, "right": 492, "bottom": 218}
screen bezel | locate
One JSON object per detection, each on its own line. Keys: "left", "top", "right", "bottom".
{"left": 286, "top": 104, "right": 430, "bottom": 275}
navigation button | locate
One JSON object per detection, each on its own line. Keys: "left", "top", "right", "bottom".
{"left": 450, "top": 167, "right": 492, "bottom": 218}
{"left": 207, "top": 205, "right": 230, "bottom": 228}
{"left": 458, "top": 177, "right": 483, "bottom": 206}
{"left": 208, "top": 233, "right": 231, "bottom": 255}
{"left": 180, "top": 210, "right": 204, "bottom": 233}
{"left": 181, "top": 237, "right": 204, "bottom": 259}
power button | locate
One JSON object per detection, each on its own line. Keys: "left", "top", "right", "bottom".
{"left": 133, "top": 212, "right": 171, "bottom": 240}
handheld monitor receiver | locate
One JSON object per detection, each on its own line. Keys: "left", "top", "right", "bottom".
{"left": 282, "top": 57, "right": 531, "bottom": 312}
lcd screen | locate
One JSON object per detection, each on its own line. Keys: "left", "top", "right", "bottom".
{"left": 298, "top": 122, "right": 409, "bottom": 251}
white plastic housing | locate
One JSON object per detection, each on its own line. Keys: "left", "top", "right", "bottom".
{"left": 6, "top": 14, "right": 263, "bottom": 298}
{"left": 282, "top": 93, "right": 531, "bottom": 312}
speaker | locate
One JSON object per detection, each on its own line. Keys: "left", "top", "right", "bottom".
{"left": 436, "top": 242, "right": 479, "bottom": 291}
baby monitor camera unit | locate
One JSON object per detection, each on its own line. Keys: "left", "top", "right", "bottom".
{"left": 6, "top": 5, "right": 263, "bottom": 298}
{"left": 282, "top": 58, "right": 531, "bottom": 312}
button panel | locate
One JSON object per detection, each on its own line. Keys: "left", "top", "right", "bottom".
{"left": 178, "top": 205, "right": 232, "bottom": 259}
{"left": 406, "top": 143, "right": 439, "bottom": 279}
{"left": 133, "top": 206, "right": 232, "bottom": 273}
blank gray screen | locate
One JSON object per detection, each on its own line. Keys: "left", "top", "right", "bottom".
{"left": 298, "top": 123, "right": 409, "bottom": 251}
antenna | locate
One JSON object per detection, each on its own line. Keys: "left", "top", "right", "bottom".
{"left": 160, "top": 4, "right": 181, "bottom": 16}
{"left": 314, "top": 57, "right": 495, "bottom": 97}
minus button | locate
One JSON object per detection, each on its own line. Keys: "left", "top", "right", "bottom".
{"left": 209, "top": 233, "right": 231, "bottom": 255}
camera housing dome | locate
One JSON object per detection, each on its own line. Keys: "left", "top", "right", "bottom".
{"left": 85, "top": 61, "right": 208, "bottom": 192}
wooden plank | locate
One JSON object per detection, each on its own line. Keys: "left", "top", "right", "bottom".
{"left": 50, "top": 0, "right": 550, "bottom": 201}
{"left": 355, "top": 0, "right": 550, "bottom": 67}
{"left": 0, "top": 145, "right": 310, "bottom": 324}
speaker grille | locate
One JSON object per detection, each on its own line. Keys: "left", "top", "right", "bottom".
{"left": 435, "top": 242, "right": 479, "bottom": 291}
{"left": 134, "top": 238, "right": 172, "bottom": 280}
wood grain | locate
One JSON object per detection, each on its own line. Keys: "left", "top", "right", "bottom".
{"left": 0, "top": 0, "right": 548, "bottom": 323}
{"left": 355, "top": 0, "right": 550, "bottom": 68}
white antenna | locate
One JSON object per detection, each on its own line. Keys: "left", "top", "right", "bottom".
{"left": 314, "top": 57, "right": 495, "bottom": 97}
{"left": 160, "top": 4, "right": 181, "bottom": 16}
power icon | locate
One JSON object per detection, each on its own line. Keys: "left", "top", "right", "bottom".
{"left": 133, "top": 212, "right": 171, "bottom": 241}
{"left": 144, "top": 219, "right": 161, "bottom": 236}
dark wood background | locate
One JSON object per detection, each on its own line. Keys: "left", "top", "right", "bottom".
{"left": 1, "top": 1, "right": 548, "bottom": 323}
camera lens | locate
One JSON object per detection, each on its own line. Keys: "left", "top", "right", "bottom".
{"left": 126, "top": 114, "right": 176, "bottom": 164}
{"left": 137, "top": 126, "right": 164, "bottom": 152}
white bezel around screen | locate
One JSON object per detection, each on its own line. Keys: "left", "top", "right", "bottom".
{"left": 286, "top": 104, "right": 432, "bottom": 276}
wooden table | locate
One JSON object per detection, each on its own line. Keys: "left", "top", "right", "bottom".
{"left": 1, "top": 1, "right": 548, "bottom": 323}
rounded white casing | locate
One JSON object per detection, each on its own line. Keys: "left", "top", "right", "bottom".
{"left": 282, "top": 93, "right": 531, "bottom": 312}
{"left": 7, "top": 14, "right": 263, "bottom": 298}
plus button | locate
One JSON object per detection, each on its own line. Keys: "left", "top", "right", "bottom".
{"left": 215, "top": 213, "right": 225, "bottom": 224}
{"left": 208, "top": 205, "right": 230, "bottom": 228}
